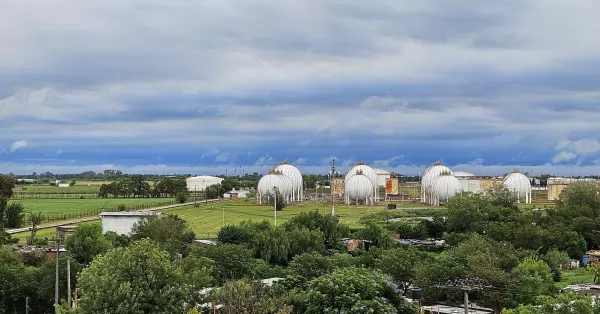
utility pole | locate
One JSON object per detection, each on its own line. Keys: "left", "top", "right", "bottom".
{"left": 67, "top": 259, "right": 72, "bottom": 307}
{"left": 54, "top": 236, "right": 61, "bottom": 313}
{"left": 25, "top": 297, "right": 30, "bottom": 314}
{"left": 273, "top": 186, "right": 278, "bottom": 226}
{"left": 331, "top": 159, "right": 336, "bottom": 216}
{"left": 446, "top": 277, "right": 491, "bottom": 314}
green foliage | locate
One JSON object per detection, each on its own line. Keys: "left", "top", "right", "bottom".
{"left": 356, "top": 221, "right": 395, "bottom": 249}
{"left": 387, "top": 221, "right": 428, "bottom": 240}
{"left": 240, "top": 220, "right": 291, "bottom": 264}
{"left": 217, "top": 224, "right": 251, "bottom": 244}
{"left": 131, "top": 214, "right": 196, "bottom": 257}
{"left": 104, "top": 231, "right": 132, "bottom": 248}
{"left": 0, "top": 174, "right": 15, "bottom": 199}
{"left": 77, "top": 239, "right": 213, "bottom": 314}
{"left": 27, "top": 211, "right": 44, "bottom": 245}
{"left": 556, "top": 181, "right": 600, "bottom": 211}
{"left": 267, "top": 189, "right": 287, "bottom": 211}
{"left": 175, "top": 191, "right": 188, "bottom": 203}
{"left": 213, "top": 279, "right": 292, "bottom": 314}
{"left": 541, "top": 249, "right": 570, "bottom": 282}
{"left": 502, "top": 292, "right": 600, "bottom": 314}
{"left": 64, "top": 223, "right": 111, "bottom": 265}
{"left": 4, "top": 202, "right": 25, "bottom": 228}
{"left": 193, "top": 243, "right": 270, "bottom": 284}
{"left": 284, "top": 210, "right": 350, "bottom": 250}
{"left": 302, "top": 267, "right": 418, "bottom": 314}
{"left": 152, "top": 177, "right": 188, "bottom": 198}
{"left": 509, "top": 257, "right": 557, "bottom": 306}
{"left": 586, "top": 262, "right": 600, "bottom": 283}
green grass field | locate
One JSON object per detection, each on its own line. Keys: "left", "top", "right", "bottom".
{"left": 556, "top": 267, "right": 595, "bottom": 288}
{"left": 11, "top": 198, "right": 175, "bottom": 216}
{"left": 163, "top": 200, "right": 443, "bottom": 238}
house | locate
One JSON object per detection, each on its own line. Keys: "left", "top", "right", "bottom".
{"left": 99, "top": 211, "right": 160, "bottom": 235}
{"left": 11, "top": 245, "right": 67, "bottom": 259}
{"left": 582, "top": 250, "right": 600, "bottom": 265}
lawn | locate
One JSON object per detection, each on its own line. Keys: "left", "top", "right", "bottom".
{"left": 11, "top": 198, "right": 176, "bottom": 217}
{"left": 556, "top": 267, "right": 595, "bottom": 289}
{"left": 11, "top": 221, "right": 100, "bottom": 245}
{"left": 163, "top": 199, "right": 445, "bottom": 238}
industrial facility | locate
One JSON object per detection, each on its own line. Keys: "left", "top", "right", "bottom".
{"left": 409, "top": 161, "right": 535, "bottom": 206}
{"left": 256, "top": 161, "right": 304, "bottom": 204}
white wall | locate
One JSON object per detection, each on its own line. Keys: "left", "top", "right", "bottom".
{"left": 101, "top": 215, "right": 146, "bottom": 235}
{"left": 186, "top": 177, "right": 224, "bottom": 191}
{"left": 377, "top": 173, "right": 390, "bottom": 186}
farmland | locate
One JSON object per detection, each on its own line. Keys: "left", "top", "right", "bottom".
{"left": 12, "top": 198, "right": 176, "bottom": 216}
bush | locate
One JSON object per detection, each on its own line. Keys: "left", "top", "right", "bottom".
{"left": 176, "top": 192, "right": 188, "bottom": 204}
{"left": 5, "top": 202, "right": 25, "bottom": 228}
{"left": 118, "top": 204, "right": 127, "bottom": 211}
{"left": 387, "top": 203, "right": 397, "bottom": 209}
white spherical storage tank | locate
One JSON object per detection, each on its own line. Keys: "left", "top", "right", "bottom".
{"left": 273, "top": 161, "right": 303, "bottom": 202}
{"left": 344, "top": 171, "right": 375, "bottom": 205}
{"left": 257, "top": 171, "right": 294, "bottom": 204}
{"left": 430, "top": 172, "right": 462, "bottom": 206}
{"left": 421, "top": 162, "right": 453, "bottom": 203}
{"left": 503, "top": 170, "right": 532, "bottom": 203}
{"left": 345, "top": 162, "right": 378, "bottom": 202}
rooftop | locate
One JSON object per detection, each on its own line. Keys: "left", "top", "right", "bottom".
{"left": 99, "top": 211, "right": 160, "bottom": 217}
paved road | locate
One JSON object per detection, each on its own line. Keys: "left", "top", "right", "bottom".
{"left": 6, "top": 198, "right": 221, "bottom": 234}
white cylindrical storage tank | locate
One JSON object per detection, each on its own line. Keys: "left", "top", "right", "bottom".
{"left": 257, "top": 171, "right": 293, "bottom": 204}
{"left": 273, "top": 161, "right": 303, "bottom": 202}
{"left": 421, "top": 162, "right": 453, "bottom": 203}
{"left": 503, "top": 170, "right": 532, "bottom": 203}
{"left": 345, "top": 162, "right": 378, "bottom": 202}
{"left": 431, "top": 172, "right": 462, "bottom": 206}
{"left": 344, "top": 172, "right": 374, "bottom": 205}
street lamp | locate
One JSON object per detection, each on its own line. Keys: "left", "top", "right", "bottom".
{"left": 331, "top": 159, "right": 336, "bottom": 216}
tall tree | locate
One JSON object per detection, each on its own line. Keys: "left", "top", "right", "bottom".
{"left": 64, "top": 223, "right": 111, "bottom": 266}
{"left": 77, "top": 239, "right": 213, "bottom": 314}
{"left": 131, "top": 214, "right": 195, "bottom": 257}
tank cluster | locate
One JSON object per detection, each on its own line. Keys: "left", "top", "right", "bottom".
{"left": 421, "top": 162, "right": 532, "bottom": 206}
{"left": 256, "top": 161, "right": 303, "bottom": 204}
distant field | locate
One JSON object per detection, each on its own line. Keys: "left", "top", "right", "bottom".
{"left": 10, "top": 198, "right": 175, "bottom": 217}
{"left": 163, "top": 199, "right": 443, "bottom": 238}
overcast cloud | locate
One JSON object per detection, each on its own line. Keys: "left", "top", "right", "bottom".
{"left": 1, "top": 0, "right": 600, "bottom": 175}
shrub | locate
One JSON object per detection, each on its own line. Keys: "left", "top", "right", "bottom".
{"left": 176, "top": 192, "right": 188, "bottom": 204}
{"left": 5, "top": 202, "right": 25, "bottom": 228}
{"left": 118, "top": 204, "right": 127, "bottom": 211}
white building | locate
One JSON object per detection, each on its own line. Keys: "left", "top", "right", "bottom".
{"left": 373, "top": 168, "right": 392, "bottom": 186}
{"left": 99, "top": 211, "right": 160, "bottom": 235}
{"left": 186, "top": 175, "right": 224, "bottom": 191}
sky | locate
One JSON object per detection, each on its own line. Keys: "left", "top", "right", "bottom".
{"left": 1, "top": 0, "right": 600, "bottom": 176}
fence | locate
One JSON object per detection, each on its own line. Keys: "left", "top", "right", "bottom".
{"left": 28, "top": 199, "right": 180, "bottom": 224}
{"left": 12, "top": 192, "right": 206, "bottom": 200}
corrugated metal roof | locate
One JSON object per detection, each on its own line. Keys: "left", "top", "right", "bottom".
{"left": 99, "top": 211, "right": 160, "bottom": 216}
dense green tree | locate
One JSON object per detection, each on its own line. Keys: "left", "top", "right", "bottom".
{"left": 218, "top": 224, "right": 251, "bottom": 245}
{"left": 284, "top": 210, "right": 350, "bottom": 250}
{"left": 193, "top": 243, "right": 271, "bottom": 284}
{"left": 151, "top": 177, "right": 188, "bottom": 197}
{"left": 64, "top": 223, "right": 111, "bottom": 265}
{"left": 302, "top": 267, "right": 418, "bottom": 314}
{"left": 356, "top": 221, "right": 395, "bottom": 249}
{"left": 213, "top": 279, "right": 292, "bottom": 314}
{"left": 509, "top": 257, "right": 557, "bottom": 306}
{"left": 131, "top": 214, "right": 195, "bottom": 257}
{"left": 502, "top": 292, "right": 600, "bottom": 314}
{"left": 541, "top": 249, "right": 570, "bottom": 282}
{"left": 77, "top": 239, "right": 213, "bottom": 314}
{"left": 4, "top": 202, "right": 25, "bottom": 228}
